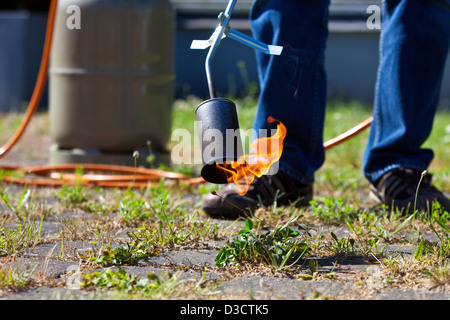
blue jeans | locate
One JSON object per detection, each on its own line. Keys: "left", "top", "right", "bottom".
{"left": 250, "top": 0, "right": 450, "bottom": 185}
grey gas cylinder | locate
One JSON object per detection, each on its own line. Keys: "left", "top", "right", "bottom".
{"left": 49, "top": 0, "right": 175, "bottom": 166}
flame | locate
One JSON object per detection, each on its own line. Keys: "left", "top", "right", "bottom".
{"left": 216, "top": 116, "right": 286, "bottom": 195}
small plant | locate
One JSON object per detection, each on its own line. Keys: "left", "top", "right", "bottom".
{"left": 0, "top": 218, "right": 44, "bottom": 256}
{"left": 216, "top": 217, "right": 311, "bottom": 271}
{"left": 81, "top": 267, "right": 180, "bottom": 297}
{"left": 416, "top": 211, "right": 450, "bottom": 262}
{"left": 413, "top": 170, "right": 427, "bottom": 214}
{"left": 117, "top": 195, "right": 152, "bottom": 224}
{"left": 132, "top": 150, "right": 140, "bottom": 186}
{"left": 81, "top": 268, "right": 138, "bottom": 291}
{"left": 152, "top": 198, "right": 192, "bottom": 246}
{"left": 421, "top": 262, "right": 450, "bottom": 287}
{"left": 309, "top": 196, "right": 361, "bottom": 225}
{"left": 0, "top": 185, "right": 31, "bottom": 222}
{"left": 80, "top": 267, "right": 215, "bottom": 299}
{"left": 327, "top": 232, "right": 359, "bottom": 257}
{"left": 0, "top": 255, "right": 36, "bottom": 291}
{"left": 56, "top": 185, "right": 89, "bottom": 206}
{"left": 117, "top": 185, "right": 173, "bottom": 226}
{"left": 78, "top": 239, "right": 159, "bottom": 267}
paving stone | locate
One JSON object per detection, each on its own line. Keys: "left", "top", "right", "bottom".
{"left": 25, "top": 241, "right": 97, "bottom": 258}
{"left": 122, "top": 265, "right": 222, "bottom": 282}
{"left": 217, "top": 275, "right": 356, "bottom": 300}
{"left": 11, "top": 257, "right": 77, "bottom": 278}
{"left": 374, "top": 289, "right": 450, "bottom": 300}
{"left": 2, "top": 286, "right": 94, "bottom": 300}
{"left": 146, "top": 249, "right": 220, "bottom": 268}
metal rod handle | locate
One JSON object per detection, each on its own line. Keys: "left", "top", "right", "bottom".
{"left": 191, "top": 0, "right": 283, "bottom": 99}
{"left": 205, "top": 26, "right": 225, "bottom": 98}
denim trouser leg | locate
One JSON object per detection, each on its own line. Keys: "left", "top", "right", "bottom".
{"left": 250, "top": 0, "right": 330, "bottom": 184}
{"left": 362, "top": 0, "right": 450, "bottom": 184}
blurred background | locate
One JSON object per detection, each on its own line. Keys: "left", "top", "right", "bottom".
{"left": 0, "top": 0, "right": 449, "bottom": 111}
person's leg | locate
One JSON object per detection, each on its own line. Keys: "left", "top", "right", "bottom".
{"left": 251, "top": 0, "right": 330, "bottom": 184}
{"left": 363, "top": 0, "right": 450, "bottom": 211}
{"left": 202, "top": 0, "right": 330, "bottom": 218}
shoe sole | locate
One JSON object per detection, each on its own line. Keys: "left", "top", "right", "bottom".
{"left": 202, "top": 194, "right": 313, "bottom": 220}
{"left": 202, "top": 206, "right": 248, "bottom": 219}
{"left": 370, "top": 186, "right": 425, "bottom": 213}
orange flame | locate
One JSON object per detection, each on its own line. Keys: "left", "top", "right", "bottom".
{"left": 216, "top": 116, "right": 286, "bottom": 195}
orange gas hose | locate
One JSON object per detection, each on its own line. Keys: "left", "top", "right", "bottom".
{"left": 323, "top": 116, "right": 373, "bottom": 150}
{"left": 0, "top": 0, "right": 372, "bottom": 189}
{"left": 0, "top": 0, "right": 56, "bottom": 158}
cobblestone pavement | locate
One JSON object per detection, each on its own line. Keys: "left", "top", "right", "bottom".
{"left": 1, "top": 114, "right": 449, "bottom": 301}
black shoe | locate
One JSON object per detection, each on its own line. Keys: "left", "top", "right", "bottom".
{"left": 370, "top": 167, "right": 450, "bottom": 213}
{"left": 201, "top": 171, "right": 313, "bottom": 219}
